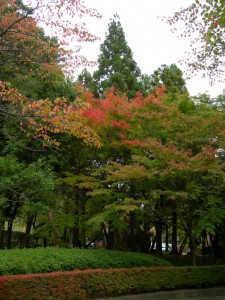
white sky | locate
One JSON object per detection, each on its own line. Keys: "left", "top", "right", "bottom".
{"left": 75, "top": 0, "right": 225, "bottom": 97}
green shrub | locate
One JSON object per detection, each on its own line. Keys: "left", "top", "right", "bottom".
{"left": 0, "top": 248, "right": 171, "bottom": 275}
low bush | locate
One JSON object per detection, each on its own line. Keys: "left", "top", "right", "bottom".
{"left": 0, "top": 248, "right": 171, "bottom": 275}
{"left": 0, "top": 265, "right": 225, "bottom": 299}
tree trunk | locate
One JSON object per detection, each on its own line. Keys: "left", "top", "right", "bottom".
{"left": 150, "top": 236, "right": 156, "bottom": 252}
{"left": 6, "top": 220, "right": 13, "bottom": 249}
{"left": 201, "top": 229, "right": 207, "bottom": 262}
{"left": 81, "top": 227, "right": 86, "bottom": 248}
{"left": 187, "top": 222, "right": 197, "bottom": 266}
{"left": 107, "top": 222, "right": 114, "bottom": 250}
{"left": 155, "top": 219, "right": 163, "bottom": 255}
{"left": 179, "top": 234, "right": 187, "bottom": 254}
{"left": 6, "top": 201, "right": 20, "bottom": 249}
{"left": 165, "top": 224, "right": 169, "bottom": 251}
{"left": 171, "top": 212, "right": 178, "bottom": 254}
{"left": 141, "top": 224, "right": 150, "bottom": 253}
{"left": 63, "top": 227, "right": 68, "bottom": 246}
{"left": 129, "top": 213, "right": 135, "bottom": 251}
{"left": 72, "top": 227, "right": 80, "bottom": 248}
{"left": 79, "top": 194, "right": 86, "bottom": 248}
{"left": 101, "top": 222, "right": 107, "bottom": 248}
{"left": 48, "top": 211, "right": 61, "bottom": 240}
{"left": 190, "top": 235, "right": 197, "bottom": 266}
{"left": 24, "top": 215, "right": 35, "bottom": 248}
{"left": 102, "top": 221, "right": 114, "bottom": 250}
{"left": 223, "top": 220, "right": 225, "bottom": 249}
{"left": 0, "top": 219, "right": 5, "bottom": 249}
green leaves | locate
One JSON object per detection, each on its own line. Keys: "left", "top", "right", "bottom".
{"left": 61, "top": 173, "right": 102, "bottom": 192}
{"left": 0, "top": 155, "right": 56, "bottom": 228}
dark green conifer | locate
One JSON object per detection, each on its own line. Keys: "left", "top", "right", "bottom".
{"left": 93, "top": 15, "right": 141, "bottom": 99}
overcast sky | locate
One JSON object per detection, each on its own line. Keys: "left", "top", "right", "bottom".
{"left": 76, "top": 0, "right": 225, "bottom": 97}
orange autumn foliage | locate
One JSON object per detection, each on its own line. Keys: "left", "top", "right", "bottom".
{"left": 0, "top": 81, "right": 101, "bottom": 148}
{"left": 81, "top": 86, "right": 167, "bottom": 145}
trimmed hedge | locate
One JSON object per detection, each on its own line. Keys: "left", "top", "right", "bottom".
{"left": 0, "top": 265, "right": 225, "bottom": 299}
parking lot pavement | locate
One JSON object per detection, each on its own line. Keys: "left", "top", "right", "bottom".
{"left": 101, "top": 287, "right": 225, "bottom": 300}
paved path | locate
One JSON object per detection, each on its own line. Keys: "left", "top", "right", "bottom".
{"left": 101, "top": 287, "right": 225, "bottom": 300}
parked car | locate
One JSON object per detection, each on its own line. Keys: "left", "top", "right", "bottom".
{"left": 152, "top": 243, "right": 172, "bottom": 252}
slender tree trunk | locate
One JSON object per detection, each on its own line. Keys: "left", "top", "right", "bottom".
{"left": 101, "top": 223, "right": 106, "bottom": 248}
{"left": 24, "top": 215, "right": 35, "bottom": 248}
{"left": 142, "top": 224, "right": 150, "bottom": 253}
{"left": 187, "top": 222, "right": 197, "bottom": 266}
{"left": 81, "top": 228, "right": 85, "bottom": 248}
{"left": 150, "top": 235, "right": 156, "bottom": 252}
{"left": 48, "top": 211, "right": 61, "bottom": 241}
{"left": 6, "top": 220, "right": 13, "bottom": 249}
{"left": 107, "top": 221, "right": 114, "bottom": 250}
{"left": 129, "top": 213, "right": 135, "bottom": 251}
{"left": 80, "top": 194, "right": 86, "bottom": 248}
{"left": 222, "top": 220, "right": 225, "bottom": 249}
{"left": 155, "top": 219, "right": 163, "bottom": 255}
{"left": 190, "top": 235, "right": 197, "bottom": 266}
{"left": 0, "top": 219, "right": 5, "bottom": 249}
{"left": 6, "top": 202, "right": 20, "bottom": 249}
{"left": 171, "top": 212, "right": 178, "bottom": 254}
{"left": 202, "top": 229, "right": 207, "bottom": 262}
{"left": 43, "top": 238, "right": 47, "bottom": 248}
{"left": 165, "top": 224, "right": 169, "bottom": 251}
{"left": 102, "top": 221, "right": 114, "bottom": 250}
{"left": 63, "top": 227, "right": 68, "bottom": 246}
{"left": 179, "top": 234, "right": 188, "bottom": 255}
{"left": 72, "top": 227, "right": 80, "bottom": 248}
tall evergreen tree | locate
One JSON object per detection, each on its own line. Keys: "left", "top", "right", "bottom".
{"left": 93, "top": 15, "right": 141, "bottom": 99}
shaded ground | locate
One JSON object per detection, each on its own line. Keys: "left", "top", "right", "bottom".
{"left": 163, "top": 254, "right": 225, "bottom": 266}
